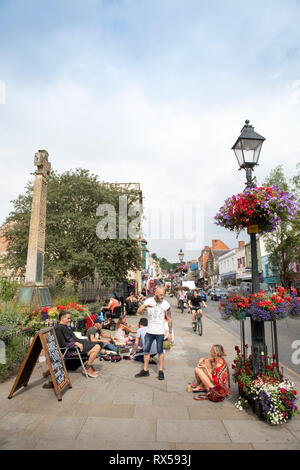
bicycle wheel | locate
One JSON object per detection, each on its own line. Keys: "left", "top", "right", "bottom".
{"left": 192, "top": 320, "right": 197, "bottom": 332}
{"left": 197, "top": 315, "right": 203, "bottom": 336}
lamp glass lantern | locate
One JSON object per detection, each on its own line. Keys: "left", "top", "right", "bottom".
{"left": 232, "top": 120, "right": 265, "bottom": 170}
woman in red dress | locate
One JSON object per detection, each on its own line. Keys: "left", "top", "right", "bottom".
{"left": 190, "top": 344, "right": 229, "bottom": 393}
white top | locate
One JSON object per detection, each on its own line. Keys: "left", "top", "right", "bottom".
{"left": 115, "top": 327, "right": 126, "bottom": 342}
{"left": 136, "top": 326, "right": 157, "bottom": 356}
{"left": 143, "top": 297, "right": 171, "bottom": 335}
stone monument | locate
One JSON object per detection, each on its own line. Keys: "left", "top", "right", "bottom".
{"left": 17, "top": 150, "right": 52, "bottom": 309}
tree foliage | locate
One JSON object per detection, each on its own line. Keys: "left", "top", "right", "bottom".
{"left": 2, "top": 169, "right": 142, "bottom": 286}
{"left": 151, "top": 253, "right": 177, "bottom": 273}
{"left": 262, "top": 165, "right": 300, "bottom": 287}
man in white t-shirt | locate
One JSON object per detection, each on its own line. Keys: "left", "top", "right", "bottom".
{"left": 134, "top": 286, "right": 172, "bottom": 380}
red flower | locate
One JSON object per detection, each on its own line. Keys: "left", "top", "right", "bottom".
{"left": 280, "top": 388, "right": 286, "bottom": 394}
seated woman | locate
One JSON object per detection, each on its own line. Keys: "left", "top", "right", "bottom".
{"left": 102, "top": 294, "right": 120, "bottom": 322}
{"left": 190, "top": 344, "right": 229, "bottom": 393}
{"left": 113, "top": 315, "right": 136, "bottom": 346}
{"left": 126, "top": 292, "right": 139, "bottom": 315}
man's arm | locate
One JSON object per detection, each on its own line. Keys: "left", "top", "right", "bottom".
{"left": 136, "top": 301, "right": 152, "bottom": 316}
{"left": 165, "top": 308, "right": 172, "bottom": 339}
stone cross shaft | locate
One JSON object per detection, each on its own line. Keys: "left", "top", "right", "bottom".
{"left": 24, "top": 150, "right": 51, "bottom": 286}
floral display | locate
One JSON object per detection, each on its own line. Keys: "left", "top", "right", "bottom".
{"left": 219, "top": 287, "right": 299, "bottom": 321}
{"left": 214, "top": 186, "right": 298, "bottom": 233}
{"left": 232, "top": 345, "right": 298, "bottom": 425}
{"left": 174, "top": 264, "right": 188, "bottom": 273}
{"left": 25, "top": 302, "right": 90, "bottom": 329}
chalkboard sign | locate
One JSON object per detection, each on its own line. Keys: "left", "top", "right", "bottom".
{"left": 8, "top": 327, "right": 71, "bottom": 401}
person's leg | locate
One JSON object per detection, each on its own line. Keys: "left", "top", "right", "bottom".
{"left": 105, "top": 343, "right": 118, "bottom": 352}
{"left": 195, "top": 366, "right": 214, "bottom": 390}
{"left": 192, "top": 309, "right": 196, "bottom": 322}
{"left": 156, "top": 335, "right": 165, "bottom": 379}
{"left": 141, "top": 334, "right": 155, "bottom": 372}
{"left": 87, "top": 344, "right": 101, "bottom": 368}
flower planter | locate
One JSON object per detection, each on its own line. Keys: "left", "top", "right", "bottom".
{"left": 239, "top": 385, "right": 264, "bottom": 420}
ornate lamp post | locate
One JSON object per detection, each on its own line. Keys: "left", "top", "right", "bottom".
{"left": 232, "top": 120, "right": 267, "bottom": 375}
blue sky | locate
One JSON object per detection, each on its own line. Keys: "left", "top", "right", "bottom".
{"left": 1, "top": 0, "right": 300, "bottom": 261}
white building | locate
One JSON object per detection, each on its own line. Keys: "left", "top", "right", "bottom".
{"left": 219, "top": 241, "right": 246, "bottom": 286}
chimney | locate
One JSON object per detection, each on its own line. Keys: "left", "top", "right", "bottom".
{"left": 212, "top": 240, "right": 219, "bottom": 249}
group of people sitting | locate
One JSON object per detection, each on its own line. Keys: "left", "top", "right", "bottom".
{"left": 52, "top": 287, "right": 229, "bottom": 400}
{"left": 100, "top": 292, "right": 147, "bottom": 324}
{"left": 54, "top": 305, "right": 173, "bottom": 378}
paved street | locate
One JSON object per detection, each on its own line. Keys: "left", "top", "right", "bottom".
{"left": 0, "top": 296, "right": 300, "bottom": 450}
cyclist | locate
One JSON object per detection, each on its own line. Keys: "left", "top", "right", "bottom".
{"left": 177, "top": 288, "right": 186, "bottom": 313}
{"left": 188, "top": 290, "right": 207, "bottom": 328}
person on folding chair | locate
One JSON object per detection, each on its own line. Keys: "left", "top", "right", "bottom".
{"left": 55, "top": 310, "right": 101, "bottom": 378}
{"left": 102, "top": 294, "right": 121, "bottom": 323}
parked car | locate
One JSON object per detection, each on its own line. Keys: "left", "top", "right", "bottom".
{"left": 211, "top": 288, "right": 228, "bottom": 301}
{"left": 227, "top": 286, "right": 240, "bottom": 297}
{"left": 199, "top": 291, "right": 207, "bottom": 301}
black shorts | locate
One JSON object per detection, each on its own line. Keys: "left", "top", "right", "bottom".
{"left": 77, "top": 339, "right": 98, "bottom": 354}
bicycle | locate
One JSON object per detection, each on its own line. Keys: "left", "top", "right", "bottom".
{"left": 178, "top": 298, "right": 185, "bottom": 313}
{"left": 192, "top": 309, "right": 203, "bottom": 336}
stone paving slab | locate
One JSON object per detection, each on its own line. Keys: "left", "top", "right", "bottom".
{"left": 77, "top": 417, "right": 157, "bottom": 442}
{"left": 223, "top": 419, "right": 298, "bottom": 443}
{"left": 157, "top": 419, "right": 230, "bottom": 443}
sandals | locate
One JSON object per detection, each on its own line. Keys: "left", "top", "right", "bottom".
{"left": 193, "top": 394, "right": 207, "bottom": 401}
{"left": 192, "top": 386, "right": 207, "bottom": 393}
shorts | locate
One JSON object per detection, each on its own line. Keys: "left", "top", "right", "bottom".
{"left": 144, "top": 333, "right": 164, "bottom": 355}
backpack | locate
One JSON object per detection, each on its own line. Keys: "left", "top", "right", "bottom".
{"left": 193, "top": 384, "right": 229, "bottom": 402}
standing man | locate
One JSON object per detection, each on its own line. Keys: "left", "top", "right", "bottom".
{"left": 134, "top": 287, "right": 172, "bottom": 380}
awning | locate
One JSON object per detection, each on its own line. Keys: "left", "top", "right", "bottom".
{"left": 221, "top": 272, "right": 236, "bottom": 280}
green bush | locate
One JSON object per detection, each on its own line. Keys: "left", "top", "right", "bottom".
{"left": 51, "top": 293, "right": 79, "bottom": 307}
{"left": 0, "top": 277, "right": 20, "bottom": 302}
{"left": 0, "top": 334, "right": 31, "bottom": 382}
{"left": 0, "top": 301, "right": 24, "bottom": 339}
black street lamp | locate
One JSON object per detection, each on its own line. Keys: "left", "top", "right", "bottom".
{"left": 232, "top": 120, "right": 267, "bottom": 375}
{"left": 178, "top": 249, "right": 185, "bottom": 286}
{"left": 178, "top": 249, "right": 184, "bottom": 263}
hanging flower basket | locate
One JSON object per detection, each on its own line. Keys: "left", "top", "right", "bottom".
{"left": 214, "top": 186, "right": 298, "bottom": 234}
{"left": 219, "top": 288, "right": 298, "bottom": 322}
{"left": 174, "top": 264, "right": 188, "bottom": 273}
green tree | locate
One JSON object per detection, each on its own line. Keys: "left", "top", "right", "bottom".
{"left": 2, "top": 169, "right": 142, "bottom": 288}
{"left": 262, "top": 165, "right": 300, "bottom": 288}
{"left": 150, "top": 253, "right": 177, "bottom": 273}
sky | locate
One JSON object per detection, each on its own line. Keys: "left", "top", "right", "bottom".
{"left": 1, "top": 0, "right": 300, "bottom": 262}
